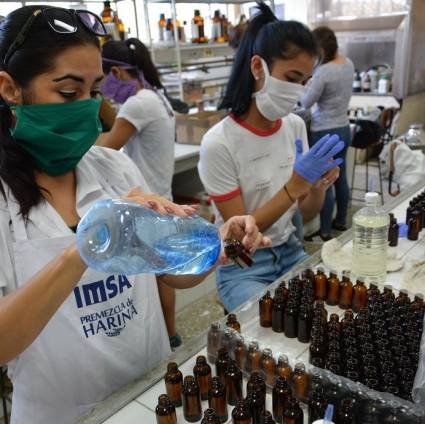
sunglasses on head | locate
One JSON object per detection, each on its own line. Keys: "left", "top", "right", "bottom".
{"left": 4, "top": 7, "right": 107, "bottom": 66}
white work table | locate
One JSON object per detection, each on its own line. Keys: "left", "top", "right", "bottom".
{"left": 78, "top": 182, "right": 425, "bottom": 424}
{"left": 174, "top": 143, "right": 200, "bottom": 175}
{"left": 349, "top": 94, "right": 400, "bottom": 110}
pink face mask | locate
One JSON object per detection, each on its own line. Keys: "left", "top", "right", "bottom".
{"left": 101, "top": 57, "right": 153, "bottom": 104}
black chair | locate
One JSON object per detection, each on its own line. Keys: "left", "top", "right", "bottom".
{"left": 350, "top": 119, "right": 384, "bottom": 205}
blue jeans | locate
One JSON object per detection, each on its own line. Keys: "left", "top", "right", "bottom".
{"left": 216, "top": 234, "right": 307, "bottom": 311}
{"left": 310, "top": 126, "right": 351, "bottom": 234}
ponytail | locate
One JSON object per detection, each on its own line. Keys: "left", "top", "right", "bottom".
{"left": 220, "top": 1, "right": 317, "bottom": 116}
{"left": 102, "top": 38, "right": 162, "bottom": 89}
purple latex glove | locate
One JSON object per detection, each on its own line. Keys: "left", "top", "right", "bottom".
{"left": 294, "top": 134, "right": 345, "bottom": 184}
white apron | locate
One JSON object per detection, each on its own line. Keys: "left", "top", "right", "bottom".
{"left": 5, "top": 194, "right": 171, "bottom": 424}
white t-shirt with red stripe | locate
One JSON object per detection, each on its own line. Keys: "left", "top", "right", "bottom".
{"left": 198, "top": 113, "right": 309, "bottom": 247}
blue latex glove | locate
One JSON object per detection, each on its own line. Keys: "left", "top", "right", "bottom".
{"left": 294, "top": 134, "right": 345, "bottom": 184}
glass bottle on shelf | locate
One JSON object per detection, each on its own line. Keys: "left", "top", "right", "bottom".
{"left": 272, "top": 376, "right": 291, "bottom": 423}
{"left": 297, "top": 303, "right": 312, "bottom": 343}
{"left": 232, "top": 399, "right": 252, "bottom": 424}
{"left": 261, "top": 348, "right": 276, "bottom": 386}
{"left": 191, "top": 10, "right": 206, "bottom": 43}
{"left": 164, "top": 362, "right": 183, "bottom": 407}
{"left": 284, "top": 299, "right": 298, "bottom": 338}
{"left": 211, "top": 10, "right": 222, "bottom": 42}
{"left": 193, "top": 356, "right": 212, "bottom": 401}
{"left": 207, "top": 322, "right": 222, "bottom": 363}
{"left": 182, "top": 376, "right": 202, "bottom": 423}
{"left": 201, "top": 408, "right": 221, "bottom": 424}
{"left": 155, "top": 394, "right": 177, "bottom": 424}
{"left": 208, "top": 376, "right": 228, "bottom": 423}
{"left": 292, "top": 363, "right": 309, "bottom": 402}
{"left": 234, "top": 336, "right": 247, "bottom": 370}
{"left": 272, "top": 295, "right": 285, "bottom": 333}
{"left": 259, "top": 290, "right": 274, "bottom": 327}
{"left": 326, "top": 270, "right": 340, "bottom": 306}
{"left": 158, "top": 13, "right": 166, "bottom": 42}
{"left": 352, "top": 278, "right": 367, "bottom": 312}
{"left": 226, "top": 313, "right": 241, "bottom": 333}
{"left": 225, "top": 360, "right": 243, "bottom": 406}
{"left": 339, "top": 271, "right": 353, "bottom": 309}
{"left": 276, "top": 354, "right": 292, "bottom": 381}
{"left": 215, "top": 348, "right": 231, "bottom": 383}
{"left": 282, "top": 397, "right": 303, "bottom": 424}
{"left": 101, "top": 1, "right": 113, "bottom": 24}
{"left": 314, "top": 267, "right": 327, "bottom": 301}
{"left": 246, "top": 341, "right": 262, "bottom": 373}
{"left": 165, "top": 18, "right": 174, "bottom": 42}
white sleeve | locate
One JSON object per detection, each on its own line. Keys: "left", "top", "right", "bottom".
{"left": 0, "top": 203, "right": 17, "bottom": 298}
{"left": 198, "top": 131, "right": 241, "bottom": 202}
{"left": 117, "top": 95, "right": 153, "bottom": 133}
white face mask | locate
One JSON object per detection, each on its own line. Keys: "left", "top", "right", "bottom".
{"left": 253, "top": 58, "right": 306, "bottom": 122}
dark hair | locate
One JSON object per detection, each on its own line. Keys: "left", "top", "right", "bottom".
{"left": 102, "top": 38, "right": 162, "bottom": 89}
{"left": 313, "top": 26, "right": 338, "bottom": 64}
{"left": 0, "top": 6, "right": 100, "bottom": 219}
{"left": 220, "top": 2, "right": 317, "bottom": 117}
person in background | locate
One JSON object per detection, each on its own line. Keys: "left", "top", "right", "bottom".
{"left": 301, "top": 26, "right": 354, "bottom": 241}
{"left": 0, "top": 7, "right": 269, "bottom": 423}
{"left": 97, "top": 39, "right": 182, "bottom": 349}
{"left": 198, "top": 3, "right": 344, "bottom": 312}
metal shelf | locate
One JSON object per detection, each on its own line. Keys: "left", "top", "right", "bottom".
{"left": 147, "top": 0, "right": 251, "bottom": 3}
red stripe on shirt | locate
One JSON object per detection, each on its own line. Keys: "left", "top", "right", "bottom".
{"left": 230, "top": 113, "right": 283, "bottom": 137}
{"left": 209, "top": 187, "right": 242, "bottom": 202}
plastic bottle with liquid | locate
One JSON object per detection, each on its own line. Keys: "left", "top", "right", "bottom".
{"left": 352, "top": 192, "right": 390, "bottom": 284}
{"left": 76, "top": 199, "right": 221, "bottom": 276}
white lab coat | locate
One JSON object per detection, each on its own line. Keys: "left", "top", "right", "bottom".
{"left": 0, "top": 147, "right": 171, "bottom": 424}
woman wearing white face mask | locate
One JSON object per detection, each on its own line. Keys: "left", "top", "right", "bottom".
{"left": 198, "top": 2, "right": 345, "bottom": 312}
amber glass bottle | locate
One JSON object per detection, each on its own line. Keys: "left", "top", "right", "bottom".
{"left": 201, "top": 408, "right": 221, "bottom": 424}
{"left": 388, "top": 213, "right": 399, "bottom": 247}
{"left": 336, "top": 398, "right": 356, "bottom": 424}
{"left": 194, "top": 356, "right": 212, "bottom": 401}
{"left": 282, "top": 397, "right": 303, "bottom": 424}
{"left": 208, "top": 376, "right": 228, "bottom": 423}
{"left": 341, "top": 310, "right": 354, "bottom": 331}
{"left": 227, "top": 313, "right": 241, "bottom": 333}
{"left": 246, "top": 341, "right": 262, "bottom": 373}
{"left": 207, "top": 322, "right": 222, "bottom": 363}
{"left": 272, "top": 376, "right": 291, "bottom": 423}
{"left": 261, "top": 410, "right": 276, "bottom": 424}
{"left": 234, "top": 336, "right": 247, "bottom": 370}
{"left": 164, "top": 362, "right": 183, "bottom": 407}
{"left": 225, "top": 360, "right": 243, "bottom": 406}
{"left": 297, "top": 303, "right": 312, "bottom": 343}
{"left": 367, "top": 283, "right": 380, "bottom": 301}
{"left": 382, "top": 285, "right": 395, "bottom": 302}
{"left": 328, "top": 313, "right": 341, "bottom": 334}
{"left": 215, "top": 348, "right": 231, "bottom": 383}
{"left": 326, "top": 271, "right": 340, "bottom": 306}
{"left": 292, "top": 363, "right": 309, "bottom": 402}
{"left": 276, "top": 354, "right": 292, "bottom": 381}
{"left": 284, "top": 300, "right": 298, "bottom": 338}
{"left": 408, "top": 217, "right": 419, "bottom": 240}
{"left": 182, "top": 376, "right": 202, "bottom": 422}
{"left": 247, "top": 372, "right": 266, "bottom": 400}
{"left": 261, "top": 348, "right": 277, "bottom": 386}
{"left": 259, "top": 290, "right": 274, "bottom": 327}
{"left": 232, "top": 399, "right": 252, "bottom": 424}
{"left": 314, "top": 268, "right": 327, "bottom": 301}
{"left": 272, "top": 295, "right": 285, "bottom": 333}
{"left": 247, "top": 388, "right": 266, "bottom": 424}
{"left": 155, "top": 394, "right": 177, "bottom": 424}
{"left": 308, "top": 386, "right": 327, "bottom": 424}
{"left": 339, "top": 272, "right": 353, "bottom": 309}
{"left": 352, "top": 278, "right": 367, "bottom": 312}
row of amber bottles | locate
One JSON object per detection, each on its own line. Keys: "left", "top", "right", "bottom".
{"left": 308, "top": 283, "right": 425, "bottom": 401}
{"left": 405, "top": 190, "right": 425, "bottom": 241}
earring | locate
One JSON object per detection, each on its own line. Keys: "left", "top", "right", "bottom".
{"left": 254, "top": 76, "right": 259, "bottom": 81}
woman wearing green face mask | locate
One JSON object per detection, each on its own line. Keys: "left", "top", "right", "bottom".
{"left": 0, "top": 7, "right": 269, "bottom": 424}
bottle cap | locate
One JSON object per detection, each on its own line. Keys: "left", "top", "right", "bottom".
{"left": 365, "top": 192, "right": 380, "bottom": 204}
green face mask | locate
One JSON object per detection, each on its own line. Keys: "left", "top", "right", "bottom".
{"left": 10, "top": 98, "right": 102, "bottom": 176}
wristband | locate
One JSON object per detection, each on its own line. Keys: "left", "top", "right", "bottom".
{"left": 284, "top": 184, "right": 295, "bottom": 204}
